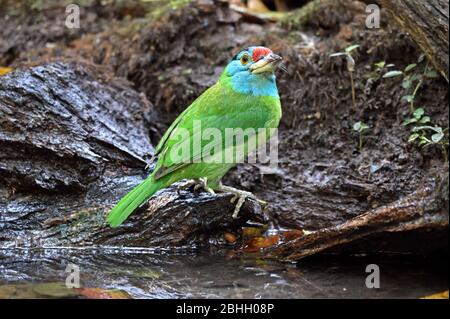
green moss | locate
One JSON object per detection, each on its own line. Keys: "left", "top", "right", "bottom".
{"left": 53, "top": 207, "right": 108, "bottom": 240}
{"left": 147, "top": 0, "right": 192, "bottom": 20}
{"left": 14, "top": 0, "right": 96, "bottom": 12}
{"left": 279, "top": 0, "right": 322, "bottom": 30}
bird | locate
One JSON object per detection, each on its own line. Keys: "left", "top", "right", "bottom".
{"left": 107, "top": 46, "right": 282, "bottom": 227}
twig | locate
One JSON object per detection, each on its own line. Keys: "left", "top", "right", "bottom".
{"left": 410, "top": 60, "right": 430, "bottom": 112}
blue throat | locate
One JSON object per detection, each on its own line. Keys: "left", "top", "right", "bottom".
{"left": 222, "top": 68, "right": 279, "bottom": 98}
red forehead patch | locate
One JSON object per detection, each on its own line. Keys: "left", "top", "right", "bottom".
{"left": 252, "top": 47, "right": 272, "bottom": 62}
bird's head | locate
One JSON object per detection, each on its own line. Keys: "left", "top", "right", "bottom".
{"left": 226, "top": 46, "right": 282, "bottom": 76}
{"left": 220, "top": 46, "right": 282, "bottom": 97}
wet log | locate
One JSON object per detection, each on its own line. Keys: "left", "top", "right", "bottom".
{"left": 41, "top": 184, "right": 265, "bottom": 247}
{"left": 266, "top": 175, "right": 449, "bottom": 261}
{"left": 379, "top": 0, "right": 449, "bottom": 81}
{"left": 0, "top": 61, "right": 264, "bottom": 248}
{"left": 0, "top": 60, "right": 152, "bottom": 245}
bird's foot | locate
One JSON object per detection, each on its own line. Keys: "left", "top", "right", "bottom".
{"left": 194, "top": 177, "right": 216, "bottom": 194}
{"left": 216, "top": 185, "right": 267, "bottom": 219}
{"left": 177, "top": 178, "right": 215, "bottom": 195}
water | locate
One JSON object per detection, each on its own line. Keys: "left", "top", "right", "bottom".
{"left": 0, "top": 248, "right": 447, "bottom": 298}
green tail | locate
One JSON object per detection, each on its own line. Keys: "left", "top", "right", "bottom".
{"left": 107, "top": 175, "right": 164, "bottom": 228}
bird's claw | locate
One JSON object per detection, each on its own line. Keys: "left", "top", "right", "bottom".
{"left": 194, "top": 177, "right": 216, "bottom": 194}
{"left": 218, "top": 185, "right": 268, "bottom": 219}
{"left": 177, "top": 178, "right": 215, "bottom": 195}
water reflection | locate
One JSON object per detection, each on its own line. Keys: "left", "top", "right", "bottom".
{"left": 0, "top": 248, "right": 447, "bottom": 298}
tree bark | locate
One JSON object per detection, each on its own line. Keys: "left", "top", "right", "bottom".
{"left": 379, "top": 0, "right": 449, "bottom": 81}
{"left": 265, "top": 176, "right": 449, "bottom": 261}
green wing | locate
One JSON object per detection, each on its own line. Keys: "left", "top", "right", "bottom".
{"left": 152, "top": 82, "right": 280, "bottom": 180}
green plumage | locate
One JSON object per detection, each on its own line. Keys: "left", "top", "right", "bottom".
{"left": 107, "top": 47, "right": 282, "bottom": 227}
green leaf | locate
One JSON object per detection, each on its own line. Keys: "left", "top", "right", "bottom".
{"left": 410, "top": 73, "right": 421, "bottom": 82}
{"left": 383, "top": 70, "right": 403, "bottom": 78}
{"left": 345, "top": 44, "right": 360, "bottom": 53}
{"left": 408, "top": 133, "right": 420, "bottom": 143}
{"left": 404, "top": 63, "right": 417, "bottom": 72}
{"left": 353, "top": 121, "right": 369, "bottom": 132}
{"left": 418, "top": 53, "right": 426, "bottom": 63}
{"left": 413, "top": 107, "right": 425, "bottom": 119}
{"left": 426, "top": 70, "right": 439, "bottom": 78}
{"left": 402, "top": 95, "right": 414, "bottom": 103}
{"left": 402, "top": 79, "right": 412, "bottom": 89}
{"left": 330, "top": 52, "right": 346, "bottom": 57}
{"left": 431, "top": 132, "right": 444, "bottom": 143}
{"left": 364, "top": 72, "right": 378, "bottom": 80}
{"left": 411, "top": 126, "right": 424, "bottom": 132}
{"left": 418, "top": 138, "right": 429, "bottom": 147}
{"left": 402, "top": 118, "right": 417, "bottom": 126}
{"left": 412, "top": 125, "right": 441, "bottom": 133}
{"left": 434, "top": 126, "right": 443, "bottom": 134}
{"left": 360, "top": 123, "right": 369, "bottom": 130}
{"left": 374, "top": 61, "right": 386, "bottom": 69}
{"left": 419, "top": 116, "right": 431, "bottom": 124}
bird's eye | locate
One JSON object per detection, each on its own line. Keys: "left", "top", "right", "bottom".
{"left": 240, "top": 54, "right": 250, "bottom": 65}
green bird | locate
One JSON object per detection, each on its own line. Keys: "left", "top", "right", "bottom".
{"left": 107, "top": 46, "right": 282, "bottom": 227}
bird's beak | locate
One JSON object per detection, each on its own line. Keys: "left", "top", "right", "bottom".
{"left": 249, "top": 53, "right": 283, "bottom": 74}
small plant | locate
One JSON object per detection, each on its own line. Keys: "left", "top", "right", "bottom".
{"left": 402, "top": 107, "right": 430, "bottom": 126}
{"left": 365, "top": 61, "right": 395, "bottom": 82}
{"left": 408, "top": 126, "right": 449, "bottom": 162}
{"left": 330, "top": 44, "right": 360, "bottom": 110}
{"left": 374, "top": 61, "right": 387, "bottom": 72}
{"left": 382, "top": 54, "right": 439, "bottom": 113}
{"left": 353, "top": 121, "right": 370, "bottom": 151}
{"left": 403, "top": 108, "right": 449, "bottom": 162}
